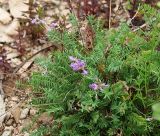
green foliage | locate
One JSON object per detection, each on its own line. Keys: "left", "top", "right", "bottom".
{"left": 152, "top": 103, "right": 160, "bottom": 121}
{"left": 30, "top": 4, "right": 160, "bottom": 136}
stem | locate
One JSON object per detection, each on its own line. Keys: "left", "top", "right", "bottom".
{"left": 144, "top": 62, "right": 147, "bottom": 96}
{"left": 67, "top": 0, "right": 85, "bottom": 47}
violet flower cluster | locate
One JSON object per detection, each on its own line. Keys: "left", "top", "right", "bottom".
{"left": 31, "top": 15, "right": 46, "bottom": 25}
{"left": 69, "top": 56, "right": 109, "bottom": 91}
{"left": 89, "top": 83, "right": 109, "bottom": 91}
{"left": 69, "top": 56, "right": 88, "bottom": 75}
{"left": 31, "top": 15, "right": 58, "bottom": 31}
{"left": 50, "top": 22, "right": 58, "bottom": 29}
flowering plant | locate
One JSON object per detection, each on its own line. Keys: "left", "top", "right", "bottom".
{"left": 31, "top": 15, "right": 58, "bottom": 31}
{"left": 69, "top": 56, "right": 88, "bottom": 75}
{"left": 30, "top": 4, "right": 160, "bottom": 136}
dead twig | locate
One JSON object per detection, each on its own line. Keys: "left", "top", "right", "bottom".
{"left": 0, "top": 73, "right": 4, "bottom": 98}
{"left": 132, "top": 23, "right": 147, "bottom": 32}
{"left": 108, "top": 0, "right": 111, "bottom": 29}
{"left": 13, "top": 44, "right": 57, "bottom": 74}
{"left": 66, "top": 0, "right": 85, "bottom": 47}
{"left": 130, "top": 4, "right": 140, "bottom": 26}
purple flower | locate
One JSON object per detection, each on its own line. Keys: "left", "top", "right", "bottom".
{"left": 89, "top": 82, "right": 109, "bottom": 91}
{"left": 70, "top": 62, "right": 80, "bottom": 71}
{"left": 31, "top": 15, "right": 46, "bottom": 25}
{"left": 31, "top": 18, "right": 37, "bottom": 24}
{"left": 50, "top": 22, "right": 58, "bottom": 28}
{"left": 69, "top": 57, "right": 85, "bottom": 71}
{"left": 82, "top": 70, "right": 88, "bottom": 75}
{"left": 69, "top": 56, "right": 88, "bottom": 75}
{"left": 69, "top": 56, "right": 77, "bottom": 61}
{"left": 70, "top": 60, "right": 85, "bottom": 71}
{"left": 77, "top": 59, "right": 85, "bottom": 67}
{"left": 89, "top": 83, "right": 99, "bottom": 90}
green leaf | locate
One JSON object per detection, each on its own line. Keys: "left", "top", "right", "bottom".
{"left": 91, "top": 111, "right": 99, "bottom": 123}
{"left": 152, "top": 103, "right": 160, "bottom": 121}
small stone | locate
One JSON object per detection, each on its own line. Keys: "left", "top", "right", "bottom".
{"left": 5, "top": 118, "right": 14, "bottom": 126}
{"left": 1, "top": 130, "right": 12, "bottom": 136}
{"left": 13, "top": 127, "right": 19, "bottom": 135}
{"left": 4, "top": 98, "right": 8, "bottom": 102}
{"left": 6, "top": 52, "right": 20, "bottom": 60}
{"left": 9, "top": 101, "right": 17, "bottom": 108}
{"left": 11, "top": 58, "right": 22, "bottom": 67}
{"left": 17, "top": 123, "right": 21, "bottom": 127}
{"left": 2, "top": 126, "right": 13, "bottom": 136}
{"left": 18, "top": 120, "right": 22, "bottom": 124}
{"left": 5, "top": 112, "right": 11, "bottom": 121}
{"left": 20, "top": 108, "right": 30, "bottom": 119}
{"left": 13, "top": 123, "right": 17, "bottom": 128}
{"left": 4, "top": 126, "right": 14, "bottom": 130}
{"left": 29, "top": 109, "right": 37, "bottom": 116}
{"left": 11, "top": 96, "right": 19, "bottom": 102}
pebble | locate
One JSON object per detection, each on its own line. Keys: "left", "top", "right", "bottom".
{"left": 1, "top": 130, "right": 12, "bottom": 136}
{"left": 4, "top": 126, "right": 14, "bottom": 130}
{"left": 2, "top": 126, "right": 13, "bottom": 136}
{"left": 29, "top": 109, "right": 37, "bottom": 116}
{"left": 13, "top": 127, "right": 19, "bottom": 135}
{"left": 13, "top": 123, "right": 17, "bottom": 128}
{"left": 11, "top": 96, "right": 19, "bottom": 102}
{"left": 5, "top": 112, "right": 11, "bottom": 121}
{"left": 9, "top": 101, "right": 17, "bottom": 108}
{"left": 4, "top": 98, "right": 8, "bottom": 102}
{"left": 20, "top": 108, "right": 30, "bottom": 119}
{"left": 5, "top": 118, "right": 14, "bottom": 126}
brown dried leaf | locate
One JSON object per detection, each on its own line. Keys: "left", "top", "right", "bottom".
{"left": 0, "top": 19, "right": 20, "bottom": 43}
{"left": 81, "top": 21, "right": 95, "bottom": 50}
{"left": 9, "top": 0, "right": 29, "bottom": 18}
{"left": 6, "top": 52, "right": 21, "bottom": 60}
{"left": 0, "top": 8, "right": 12, "bottom": 24}
{"left": 17, "top": 60, "right": 33, "bottom": 74}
